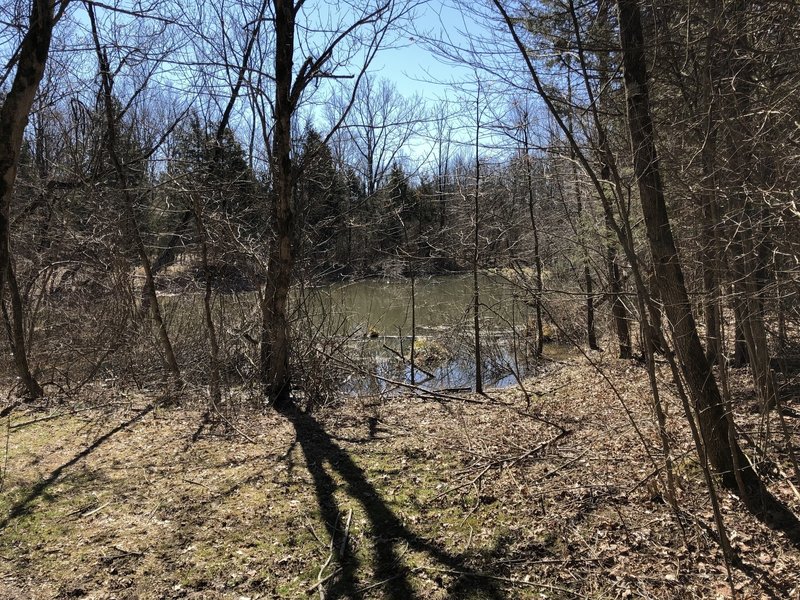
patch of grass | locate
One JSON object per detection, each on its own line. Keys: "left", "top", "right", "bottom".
{"left": 0, "top": 369, "right": 797, "bottom": 600}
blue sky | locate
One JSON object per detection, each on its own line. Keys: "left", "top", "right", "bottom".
{"left": 367, "top": 0, "right": 480, "bottom": 102}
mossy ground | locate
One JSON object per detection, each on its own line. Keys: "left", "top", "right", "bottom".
{"left": 0, "top": 355, "right": 798, "bottom": 599}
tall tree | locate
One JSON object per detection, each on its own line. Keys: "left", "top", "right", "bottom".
{"left": 86, "top": 2, "right": 182, "bottom": 382}
{"left": 332, "top": 75, "right": 423, "bottom": 198}
{"left": 614, "top": 0, "right": 793, "bottom": 522}
{"left": 259, "top": 0, "right": 407, "bottom": 405}
{"left": 0, "top": 0, "right": 68, "bottom": 398}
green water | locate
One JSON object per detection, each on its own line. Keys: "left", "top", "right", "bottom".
{"left": 305, "top": 273, "right": 528, "bottom": 337}
{"left": 300, "top": 274, "right": 539, "bottom": 393}
{"left": 164, "top": 273, "right": 540, "bottom": 393}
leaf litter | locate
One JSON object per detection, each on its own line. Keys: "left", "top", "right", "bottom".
{"left": 0, "top": 352, "right": 797, "bottom": 599}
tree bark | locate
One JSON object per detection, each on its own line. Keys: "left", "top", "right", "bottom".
{"left": 472, "top": 85, "right": 483, "bottom": 394}
{"left": 260, "top": 0, "right": 296, "bottom": 406}
{"left": 6, "top": 262, "right": 42, "bottom": 397}
{"left": 521, "top": 121, "right": 544, "bottom": 358}
{"left": 0, "top": 0, "right": 59, "bottom": 398}
{"left": 587, "top": 0, "right": 631, "bottom": 359}
{"left": 616, "top": 0, "right": 758, "bottom": 494}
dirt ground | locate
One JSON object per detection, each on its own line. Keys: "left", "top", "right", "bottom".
{"left": 0, "top": 353, "right": 799, "bottom": 599}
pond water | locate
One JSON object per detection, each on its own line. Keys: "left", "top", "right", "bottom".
{"left": 301, "top": 274, "right": 542, "bottom": 393}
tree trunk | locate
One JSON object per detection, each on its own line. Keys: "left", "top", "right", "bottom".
{"left": 472, "top": 86, "right": 483, "bottom": 394}
{"left": 701, "top": 199, "right": 721, "bottom": 365}
{"left": 260, "top": 0, "right": 296, "bottom": 406}
{"left": 6, "top": 262, "right": 42, "bottom": 397}
{"left": 566, "top": 63, "right": 599, "bottom": 351}
{"left": 732, "top": 303, "right": 750, "bottom": 367}
{"left": 0, "top": 0, "right": 58, "bottom": 399}
{"left": 605, "top": 213, "right": 631, "bottom": 359}
{"left": 699, "top": 48, "right": 722, "bottom": 366}
{"left": 521, "top": 123, "right": 544, "bottom": 358}
{"left": 720, "top": 0, "right": 777, "bottom": 410}
{"left": 592, "top": 0, "right": 631, "bottom": 359}
{"left": 616, "top": 0, "right": 760, "bottom": 495}
{"left": 87, "top": 3, "right": 181, "bottom": 383}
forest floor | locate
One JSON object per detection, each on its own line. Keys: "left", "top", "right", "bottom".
{"left": 0, "top": 352, "right": 799, "bottom": 599}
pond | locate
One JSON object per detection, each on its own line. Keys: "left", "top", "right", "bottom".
{"left": 300, "top": 273, "right": 543, "bottom": 394}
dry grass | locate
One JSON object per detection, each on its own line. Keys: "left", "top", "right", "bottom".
{"left": 0, "top": 354, "right": 798, "bottom": 599}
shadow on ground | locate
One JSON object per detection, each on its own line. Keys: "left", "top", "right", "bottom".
{"left": 277, "top": 401, "right": 511, "bottom": 600}
{"left": 0, "top": 403, "right": 155, "bottom": 530}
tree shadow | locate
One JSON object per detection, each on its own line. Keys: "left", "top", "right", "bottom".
{"left": 741, "top": 486, "right": 800, "bottom": 550}
{"left": 0, "top": 403, "right": 155, "bottom": 530}
{"left": 277, "top": 402, "right": 510, "bottom": 600}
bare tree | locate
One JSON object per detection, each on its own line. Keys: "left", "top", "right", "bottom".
{"left": 614, "top": 0, "right": 795, "bottom": 525}
{"left": 0, "top": 0, "right": 70, "bottom": 397}
{"left": 86, "top": 2, "right": 182, "bottom": 383}
{"left": 258, "top": 0, "right": 413, "bottom": 405}
{"left": 331, "top": 75, "right": 423, "bottom": 197}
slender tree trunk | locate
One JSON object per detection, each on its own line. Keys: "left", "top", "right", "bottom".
{"left": 590, "top": 0, "right": 631, "bottom": 359}
{"left": 261, "top": 0, "right": 296, "bottom": 406}
{"left": 438, "top": 134, "right": 449, "bottom": 231}
{"left": 0, "top": 0, "right": 62, "bottom": 398}
{"left": 191, "top": 195, "right": 222, "bottom": 413}
{"left": 521, "top": 124, "right": 544, "bottom": 358}
{"left": 699, "top": 59, "right": 722, "bottom": 365}
{"left": 87, "top": 4, "right": 181, "bottom": 382}
{"left": 701, "top": 200, "right": 721, "bottom": 365}
{"left": 410, "top": 271, "right": 416, "bottom": 384}
{"left": 616, "top": 0, "right": 761, "bottom": 495}
{"left": 473, "top": 85, "right": 483, "bottom": 394}
{"left": 720, "top": 0, "right": 777, "bottom": 410}
{"left": 6, "top": 262, "right": 42, "bottom": 397}
{"left": 149, "top": 0, "right": 267, "bottom": 280}
{"left": 566, "top": 66, "right": 599, "bottom": 351}
{"left": 606, "top": 213, "right": 631, "bottom": 358}
{"left": 732, "top": 303, "right": 750, "bottom": 367}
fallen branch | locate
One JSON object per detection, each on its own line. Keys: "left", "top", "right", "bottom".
{"left": 10, "top": 403, "right": 123, "bottom": 430}
{"left": 339, "top": 508, "right": 353, "bottom": 556}
{"left": 318, "top": 349, "right": 490, "bottom": 404}
{"left": 432, "top": 430, "right": 570, "bottom": 502}
{"left": 81, "top": 501, "right": 111, "bottom": 518}
{"left": 308, "top": 508, "right": 353, "bottom": 598}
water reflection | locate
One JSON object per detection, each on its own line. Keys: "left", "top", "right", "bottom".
{"left": 304, "top": 274, "right": 540, "bottom": 393}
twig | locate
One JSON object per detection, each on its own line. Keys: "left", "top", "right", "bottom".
{"left": 313, "top": 510, "right": 339, "bottom": 598}
{"left": 182, "top": 478, "right": 211, "bottom": 491}
{"left": 308, "top": 567, "right": 341, "bottom": 596}
{"left": 354, "top": 571, "right": 406, "bottom": 594}
{"left": 305, "top": 522, "right": 327, "bottom": 548}
{"left": 145, "top": 501, "right": 162, "bottom": 524}
{"left": 504, "top": 431, "right": 570, "bottom": 469}
{"left": 318, "top": 349, "right": 489, "bottom": 404}
{"left": 208, "top": 403, "right": 258, "bottom": 444}
{"left": 544, "top": 450, "right": 588, "bottom": 479}
{"left": 81, "top": 501, "right": 111, "bottom": 518}
{"left": 431, "top": 463, "right": 492, "bottom": 502}
{"left": 0, "top": 413, "right": 10, "bottom": 493}
{"left": 339, "top": 508, "right": 353, "bottom": 557}
{"left": 9, "top": 403, "right": 123, "bottom": 430}
{"left": 432, "top": 431, "right": 569, "bottom": 502}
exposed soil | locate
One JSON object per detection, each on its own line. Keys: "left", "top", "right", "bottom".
{"left": 0, "top": 353, "right": 799, "bottom": 599}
